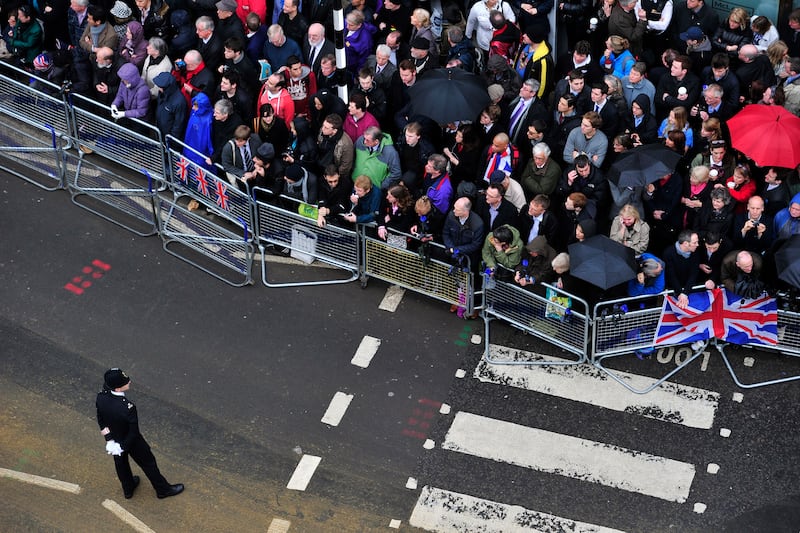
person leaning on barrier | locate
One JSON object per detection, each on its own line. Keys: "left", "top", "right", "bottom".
{"left": 281, "top": 163, "right": 318, "bottom": 204}
{"left": 409, "top": 195, "right": 446, "bottom": 245}
{"left": 317, "top": 164, "right": 354, "bottom": 228}
{"left": 221, "top": 124, "right": 263, "bottom": 191}
{"left": 717, "top": 249, "right": 766, "bottom": 298}
{"left": 443, "top": 196, "right": 485, "bottom": 270}
{"left": 342, "top": 174, "right": 381, "bottom": 225}
{"left": 377, "top": 184, "right": 414, "bottom": 246}
{"left": 662, "top": 229, "right": 701, "bottom": 308}
{"left": 111, "top": 63, "right": 151, "bottom": 122}
{"left": 152, "top": 72, "right": 188, "bottom": 139}
{"left": 250, "top": 142, "right": 280, "bottom": 196}
{"left": 482, "top": 224, "right": 524, "bottom": 279}
{"left": 627, "top": 252, "right": 666, "bottom": 297}
{"left": 514, "top": 236, "right": 556, "bottom": 290}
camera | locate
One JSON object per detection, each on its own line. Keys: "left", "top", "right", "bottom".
{"left": 175, "top": 59, "right": 186, "bottom": 70}
{"left": 281, "top": 150, "right": 293, "bottom": 159}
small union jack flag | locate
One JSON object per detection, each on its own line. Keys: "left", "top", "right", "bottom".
{"left": 215, "top": 180, "right": 229, "bottom": 210}
{"left": 195, "top": 167, "right": 209, "bottom": 196}
{"left": 175, "top": 157, "right": 189, "bottom": 183}
{"left": 655, "top": 288, "right": 778, "bottom": 347}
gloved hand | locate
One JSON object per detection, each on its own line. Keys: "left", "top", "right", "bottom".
{"left": 105, "top": 440, "right": 123, "bottom": 456}
{"left": 111, "top": 108, "right": 125, "bottom": 119}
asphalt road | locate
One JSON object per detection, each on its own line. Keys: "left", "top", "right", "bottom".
{"left": 3, "top": 165, "right": 800, "bottom": 533}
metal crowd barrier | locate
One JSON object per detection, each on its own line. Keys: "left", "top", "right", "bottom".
{"left": 482, "top": 279, "right": 590, "bottom": 365}
{"left": 254, "top": 192, "right": 360, "bottom": 287}
{"left": 590, "top": 292, "right": 705, "bottom": 394}
{"left": 716, "top": 307, "right": 800, "bottom": 389}
{"left": 359, "top": 228, "right": 474, "bottom": 312}
{"left": 165, "top": 136, "right": 255, "bottom": 235}
{"left": 65, "top": 149, "right": 159, "bottom": 236}
{"left": 0, "top": 63, "right": 69, "bottom": 190}
{"left": 157, "top": 197, "right": 253, "bottom": 286}
{"left": 69, "top": 93, "right": 167, "bottom": 184}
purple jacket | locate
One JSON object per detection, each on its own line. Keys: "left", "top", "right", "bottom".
{"left": 112, "top": 63, "right": 151, "bottom": 118}
{"left": 345, "top": 23, "right": 377, "bottom": 75}
{"left": 424, "top": 173, "right": 453, "bottom": 214}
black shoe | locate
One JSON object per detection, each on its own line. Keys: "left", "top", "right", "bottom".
{"left": 124, "top": 476, "right": 140, "bottom": 499}
{"left": 157, "top": 483, "right": 184, "bottom": 499}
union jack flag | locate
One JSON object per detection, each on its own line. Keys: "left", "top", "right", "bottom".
{"left": 175, "top": 157, "right": 190, "bottom": 183}
{"left": 215, "top": 180, "right": 229, "bottom": 210}
{"left": 195, "top": 167, "right": 209, "bottom": 196}
{"left": 654, "top": 288, "right": 778, "bottom": 347}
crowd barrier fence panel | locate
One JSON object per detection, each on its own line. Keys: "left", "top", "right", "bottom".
{"left": 65, "top": 150, "right": 160, "bottom": 236}
{"left": 253, "top": 192, "right": 360, "bottom": 287}
{"left": 717, "top": 306, "right": 800, "bottom": 389}
{"left": 591, "top": 292, "right": 705, "bottom": 394}
{"left": 157, "top": 197, "right": 253, "bottom": 287}
{"left": 0, "top": 66, "right": 70, "bottom": 190}
{"left": 165, "top": 136, "right": 255, "bottom": 236}
{"left": 69, "top": 93, "right": 166, "bottom": 183}
{"left": 359, "top": 228, "right": 474, "bottom": 312}
{"left": 482, "top": 279, "right": 590, "bottom": 365}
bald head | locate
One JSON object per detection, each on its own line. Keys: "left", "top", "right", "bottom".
{"left": 739, "top": 45, "right": 758, "bottom": 61}
{"left": 736, "top": 251, "right": 753, "bottom": 273}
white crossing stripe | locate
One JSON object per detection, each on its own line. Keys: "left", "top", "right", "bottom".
{"left": 102, "top": 500, "right": 156, "bottom": 533}
{"left": 410, "top": 486, "right": 626, "bottom": 532}
{"left": 320, "top": 391, "right": 354, "bottom": 426}
{"left": 351, "top": 336, "right": 381, "bottom": 368}
{"left": 286, "top": 455, "right": 322, "bottom": 491}
{"left": 0, "top": 468, "right": 81, "bottom": 494}
{"left": 443, "top": 412, "right": 695, "bottom": 503}
{"left": 267, "top": 517, "right": 291, "bottom": 532}
{"left": 478, "top": 345, "right": 720, "bottom": 429}
{"left": 378, "top": 285, "right": 406, "bottom": 312}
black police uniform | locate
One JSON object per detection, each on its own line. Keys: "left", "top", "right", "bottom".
{"left": 96, "top": 369, "right": 181, "bottom": 498}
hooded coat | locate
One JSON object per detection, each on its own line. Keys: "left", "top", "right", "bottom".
{"left": 627, "top": 93, "right": 659, "bottom": 145}
{"left": 183, "top": 92, "right": 214, "bottom": 169}
{"left": 119, "top": 21, "right": 148, "bottom": 68}
{"left": 112, "top": 63, "right": 151, "bottom": 118}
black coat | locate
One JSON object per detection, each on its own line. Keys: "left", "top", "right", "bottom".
{"left": 476, "top": 197, "right": 518, "bottom": 232}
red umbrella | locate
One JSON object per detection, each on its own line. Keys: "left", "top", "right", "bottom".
{"left": 727, "top": 104, "right": 800, "bottom": 169}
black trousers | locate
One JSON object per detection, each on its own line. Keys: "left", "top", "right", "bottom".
{"left": 113, "top": 436, "right": 171, "bottom": 495}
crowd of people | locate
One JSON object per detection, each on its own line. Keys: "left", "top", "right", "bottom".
{"left": 3, "top": 0, "right": 800, "bottom": 314}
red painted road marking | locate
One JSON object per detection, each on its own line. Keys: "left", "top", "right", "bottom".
{"left": 64, "top": 260, "right": 111, "bottom": 295}
{"left": 401, "top": 398, "right": 441, "bottom": 439}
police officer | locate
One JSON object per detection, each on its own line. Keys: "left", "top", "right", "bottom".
{"left": 96, "top": 368, "right": 184, "bottom": 499}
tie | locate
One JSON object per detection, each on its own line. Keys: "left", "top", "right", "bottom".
{"left": 309, "top": 46, "right": 317, "bottom": 68}
{"left": 594, "top": 103, "right": 600, "bottom": 113}
{"left": 242, "top": 146, "right": 254, "bottom": 172}
{"left": 558, "top": 114, "right": 564, "bottom": 125}
{"left": 509, "top": 100, "right": 525, "bottom": 137}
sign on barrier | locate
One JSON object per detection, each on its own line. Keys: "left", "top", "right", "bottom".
{"left": 254, "top": 194, "right": 359, "bottom": 287}
{"left": 482, "top": 280, "right": 590, "bottom": 364}
{"left": 360, "top": 228, "right": 473, "bottom": 310}
{"left": 69, "top": 93, "right": 166, "bottom": 182}
{"left": 66, "top": 151, "right": 159, "bottom": 236}
{"left": 165, "top": 138, "right": 255, "bottom": 236}
{"left": 157, "top": 197, "right": 253, "bottom": 287}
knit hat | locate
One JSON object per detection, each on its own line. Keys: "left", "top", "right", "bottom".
{"left": 524, "top": 26, "right": 546, "bottom": 44}
{"left": 487, "top": 84, "right": 504, "bottom": 102}
{"left": 256, "top": 142, "right": 275, "bottom": 161}
{"left": 284, "top": 164, "right": 304, "bottom": 182}
{"left": 33, "top": 53, "right": 51, "bottom": 70}
{"left": 110, "top": 0, "right": 132, "bottom": 19}
{"left": 104, "top": 368, "right": 130, "bottom": 390}
{"left": 411, "top": 36, "right": 431, "bottom": 50}
{"left": 489, "top": 170, "right": 507, "bottom": 183}
{"left": 153, "top": 72, "right": 173, "bottom": 88}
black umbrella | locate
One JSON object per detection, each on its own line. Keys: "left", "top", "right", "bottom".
{"left": 568, "top": 235, "right": 637, "bottom": 290}
{"left": 407, "top": 68, "right": 490, "bottom": 125}
{"left": 607, "top": 144, "right": 683, "bottom": 189}
{"left": 776, "top": 235, "right": 800, "bottom": 289}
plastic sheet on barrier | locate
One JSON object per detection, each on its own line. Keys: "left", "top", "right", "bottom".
{"left": 0, "top": 119, "right": 63, "bottom": 190}
{"left": 157, "top": 197, "right": 253, "bottom": 287}
{"left": 166, "top": 140, "right": 255, "bottom": 236}
{"left": 483, "top": 280, "right": 590, "bottom": 362}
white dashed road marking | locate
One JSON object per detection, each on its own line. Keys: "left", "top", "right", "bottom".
{"left": 351, "top": 336, "right": 381, "bottom": 368}
{"left": 321, "top": 391, "right": 354, "bottom": 426}
{"left": 0, "top": 468, "right": 81, "bottom": 494}
{"left": 286, "top": 455, "right": 321, "bottom": 491}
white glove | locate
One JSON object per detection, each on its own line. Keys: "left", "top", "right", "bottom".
{"left": 105, "top": 440, "right": 123, "bottom": 456}
{"left": 115, "top": 110, "right": 126, "bottom": 118}
{"left": 110, "top": 104, "right": 118, "bottom": 113}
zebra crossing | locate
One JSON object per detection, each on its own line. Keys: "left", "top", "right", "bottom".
{"left": 408, "top": 343, "right": 724, "bottom": 532}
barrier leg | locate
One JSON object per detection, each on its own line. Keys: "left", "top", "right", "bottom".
{"left": 715, "top": 339, "right": 800, "bottom": 389}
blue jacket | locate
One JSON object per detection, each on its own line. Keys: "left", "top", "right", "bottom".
{"left": 774, "top": 192, "right": 800, "bottom": 240}
{"left": 627, "top": 252, "right": 666, "bottom": 297}
{"left": 263, "top": 36, "right": 303, "bottom": 70}
{"left": 183, "top": 93, "right": 214, "bottom": 169}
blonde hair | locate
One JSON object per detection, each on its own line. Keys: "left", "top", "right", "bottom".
{"left": 728, "top": 7, "right": 749, "bottom": 29}
{"left": 618, "top": 204, "right": 640, "bottom": 221}
{"left": 690, "top": 165, "right": 710, "bottom": 185}
{"left": 767, "top": 40, "right": 788, "bottom": 67}
{"left": 607, "top": 35, "right": 630, "bottom": 54}
{"left": 412, "top": 8, "right": 430, "bottom": 27}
